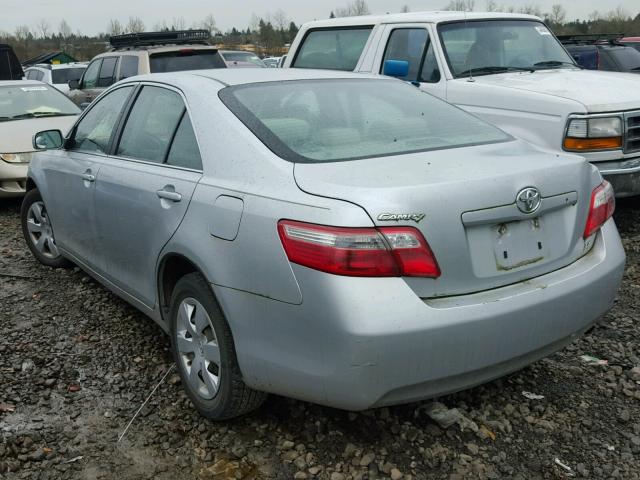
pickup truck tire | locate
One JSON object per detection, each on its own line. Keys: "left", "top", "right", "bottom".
{"left": 169, "top": 272, "right": 266, "bottom": 420}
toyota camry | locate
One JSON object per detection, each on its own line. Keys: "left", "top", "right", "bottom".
{"left": 21, "top": 69, "right": 625, "bottom": 419}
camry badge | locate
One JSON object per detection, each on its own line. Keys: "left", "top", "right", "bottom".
{"left": 377, "top": 213, "right": 426, "bottom": 223}
{"left": 516, "top": 187, "right": 542, "bottom": 214}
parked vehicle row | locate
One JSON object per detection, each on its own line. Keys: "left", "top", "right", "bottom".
{"left": 0, "top": 10, "right": 634, "bottom": 420}
{"left": 24, "top": 62, "right": 87, "bottom": 94}
{"left": 559, "top": 34, "right": 640, "bottom": 74}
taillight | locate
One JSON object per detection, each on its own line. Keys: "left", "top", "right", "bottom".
{"left": 277, "top": 220, "right": 440, "bottom": 278}
{"left": 584, "top": 181, "right": 615, "bottom": 239}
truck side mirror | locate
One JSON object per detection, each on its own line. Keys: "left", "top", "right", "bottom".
{"left": 383, "top": 60, "right": 410, "bottom": 78}
{"left": 68, "top": 79, "right": 80, "bottom": 90}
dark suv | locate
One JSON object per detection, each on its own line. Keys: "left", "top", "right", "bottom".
{"left": 0, "top": 44, "right": 24, "bottom": 80}
{"left": 68, "top": 30, "right": 226, "bottom": 108}
{"left": 559, "top": 34, "right": 640, "bottom": 74}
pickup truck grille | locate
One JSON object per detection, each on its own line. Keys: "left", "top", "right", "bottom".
{"left": 626, "top": 112, "right": 640, "bottom": 153}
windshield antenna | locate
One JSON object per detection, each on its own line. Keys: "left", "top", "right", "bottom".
{"left": 464, "top": 9, "right": 475, "bottom": 82}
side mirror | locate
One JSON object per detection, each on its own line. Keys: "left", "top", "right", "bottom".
{"left": 68, "top": 79, "right": 80, "bottom": 90}
{"left": 383, "top": 60, "right": 410, "bottom": 78}
{"left": 33, "top": 130, "right": 64, "bottom": 150}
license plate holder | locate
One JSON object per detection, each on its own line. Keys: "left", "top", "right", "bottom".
{"left": 493, "top": 218, "right": 547, "bottom": 271}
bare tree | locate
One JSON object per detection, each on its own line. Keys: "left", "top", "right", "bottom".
{"left": 201, "top": 14, "right": 218, "bottom": 35}
{"left": 547, "top": 4, "right": 566, "bottom": 25}
{"left": 401, "top": 5, "right": 410, "bottom": 13}
{"left": 443, "top": 0, "right": 475, "bottom": 12}
{"left": 518, "top": 5, "right": 542, "bottom": 16}
{"left": 58, "top": 19, "right": 72, "bottom": 40}
{"left": 36, "top": 19, "right": 50, "bottom": 39}
{"left": 607, "top": 6, "right": 630, "bottom": 23}
{"left": 126, "top": 17, "right": 145, "bottom": 33}
{"left": 272, "top": 9, "right": 288, "bottom": 31}
{"left": 172, "top": 16, "right": 186, "bottom": 30}
{"left": 334, "top": 0, "right": 370, "bottom": 17}
{"left": 485, "top": 0, "right": 500, "bottom": 12}
{"left": 107, "top": 19, "right": 123, "bottom": 36}
{"left": 153, "top": 20, "right": 169, "bottom": 31}
{"left": 588, "top": 10, "right": 601, "bottom": 22}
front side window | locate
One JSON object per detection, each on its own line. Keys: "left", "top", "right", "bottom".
{"left": 70, "top": 86, "right": 133, "bottom": 153}
{"left": 293, "top": 27, "right": 372, "bottom": 71}
{"left": 439, "top": 20, "right": 576, "bottom": 77}
{"left": 0, "top": 84, "right": 80, "bottom": 122}
{"left": 117, "top": 86, "right": 185, "bottom": 163}
{"left": 382, "top": 28, "right": 441, "bottom": 83}
{"left": 82, "top": 59, "right": 102, "bottom": 89}
{"left": 98, "top": 57, "right": 118, "bottom": 88}
{"left": 220, "top": 79, "right": 509, "bottom": 163}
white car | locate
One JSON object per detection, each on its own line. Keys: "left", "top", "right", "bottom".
{"left": 24, "top": 63, "right": 87, "bottom": 95}
{"left": 285, "top": 11, "right": 640, "bottom": 197}
{"left": 0, "top": 81, "right": 79, "bottom": 197}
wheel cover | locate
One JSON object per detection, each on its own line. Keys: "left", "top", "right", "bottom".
{"left": 175, "top": 297, "right": 221, "bottom": 400}
{"left": 26, "top": 201, "right": 60, "bottom": 259}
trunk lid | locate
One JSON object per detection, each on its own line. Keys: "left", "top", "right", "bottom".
{"left": 294, "top": 139, "right": 595, "bottom": 298}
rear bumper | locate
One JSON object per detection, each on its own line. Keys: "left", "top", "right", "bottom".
{"left": 217, "top": 220, "right": 625, "bottom": 410}
{"left": 595, "top": 156, "right": 640, "bottom": 197}
{"left": 0, "top": 161, "right": 28, "bottom": 197}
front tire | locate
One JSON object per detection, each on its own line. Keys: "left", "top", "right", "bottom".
{"left": 169, "top": 273, "right": 266, "bottom": 419}
{"left": 20, "top": 189, "right": 70, "bottom": 268}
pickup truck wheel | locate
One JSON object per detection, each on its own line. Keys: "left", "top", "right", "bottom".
{"left": 169, "top": 273, "right": 266, "bottom": 420}
{"left": 20, "top": 189, "right": 70, "bottom": 268}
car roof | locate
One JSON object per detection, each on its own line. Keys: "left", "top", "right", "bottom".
{"left": 0, "top": 80, "right": 47, "bottom": 87}
{"left": 301, "top": 10, "right": 540, "bottom": 28}
{"left": 100, "top": 44, "right": 217, "bottom": 56}
{"left": 128, "top": 68, "right": 382, "bottom": 87}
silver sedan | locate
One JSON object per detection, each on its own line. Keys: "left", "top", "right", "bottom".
{"left": 22, "top": 69, "right": 625, "bottom": 419}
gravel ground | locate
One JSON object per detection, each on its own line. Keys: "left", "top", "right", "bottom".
{"left": 1, "top": 196, "right": 639, "bottom": 480}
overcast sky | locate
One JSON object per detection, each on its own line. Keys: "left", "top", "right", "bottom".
{"left": 1, "top": 1, "right": 639, "bottom": 36}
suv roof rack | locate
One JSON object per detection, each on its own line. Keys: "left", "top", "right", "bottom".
{"left": 109, "top": 30, "right": 210, "bottom": 49}
{"left": 557, "top": 34, "right": 625, "bottom": 46}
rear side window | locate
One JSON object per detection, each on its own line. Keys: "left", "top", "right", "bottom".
{"left": 52, "top": 68, "right": 85, "bottom": 84}
{"left": 166, "top": 114, "right": 202, "bottom": 170}
{"left": 117, "top": 86, "right": 185, "bottom": 163}
{"left": 98, "top": 57, "right": 118, "bottom": 87}
{"left": 293, "top": 27, "right": 372, "bottom": 71}
{"left": 118, "top": 56, "right": 139, "bottom": 80}
{"left": 149, "top": 50, "right": 226, "bottom": 73}
{"left": 82, "top": 59, "right": 102, "bottom": 89}
{"left": 71, "top": 86, "right": 133, "bottom": 154}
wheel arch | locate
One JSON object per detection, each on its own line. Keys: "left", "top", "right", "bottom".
{"left": 26, "top": 177, "right": 38, "bottom": 192}
{"left": 157, "top": 252, "right": 212, "bottom": 324}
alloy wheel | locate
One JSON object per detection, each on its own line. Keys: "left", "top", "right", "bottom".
{"left": 26, "top": 201, "right": 60, "bottom": 259}
{"left": 175, "top": 297, "right": 221, "bottom": 400}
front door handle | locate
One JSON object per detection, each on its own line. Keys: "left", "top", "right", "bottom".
{"left": 156, "top": 189, "right": 182, "bottom": 202}
{"left": 81, "top": 172, "right": 95, "bottom": 182}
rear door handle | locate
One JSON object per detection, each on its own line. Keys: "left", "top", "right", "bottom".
{"left": 156, "top": 189, "right": 182, "bottom": 202}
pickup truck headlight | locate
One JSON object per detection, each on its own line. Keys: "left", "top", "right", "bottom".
{"left": 564, "top": 117, "right": 623, "bottom": 151}
{"left": 0, "top": 152, "right": 33, "bottom": 163}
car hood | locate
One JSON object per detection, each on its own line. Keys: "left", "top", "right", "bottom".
{"left": 465, "top": 69, "right": 640, "bottom": 113}
{"left": 0, "top": 116, "right": 77, "bottom": 153}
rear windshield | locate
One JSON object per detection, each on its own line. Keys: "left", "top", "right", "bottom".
{"left": 0, "top": 84, "right": 80, "bottom": 121}
{"left": 219, "top": 79, "right": 510, "bottom": 163}
{"left": 609, "top": 47, "right": 640, "bottom": 71}
{"left": 52, "top": 67, "right": 86, "bottom": 84}
{"left": 293, "top": 27, "right": 372, "bottom": 71}
{"left": 150, "top": 50, "right": 226, "bottom": 73}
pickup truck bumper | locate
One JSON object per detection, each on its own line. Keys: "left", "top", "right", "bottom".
{"left": 595, "top": 156, "right": 640, "bottom": 197}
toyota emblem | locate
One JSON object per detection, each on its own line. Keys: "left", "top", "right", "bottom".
{"left": 516, "top": 187, "right": 541, "bottom": 214}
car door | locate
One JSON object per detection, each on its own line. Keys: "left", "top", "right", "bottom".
{"left": 378, "top": 25, "right": 447, "bottom": 100}
{"left": 41, "top": 85, "right": 135, "bottom": 267}
{"left": 93, "top": 84, "right": 202, "bottom": 307}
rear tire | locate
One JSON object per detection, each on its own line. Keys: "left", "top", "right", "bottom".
{"left": 20, "top": 189, "right": 70, "bottom": 268}
{"left": 169, "top": 272, "right": 266, "bottom": 419}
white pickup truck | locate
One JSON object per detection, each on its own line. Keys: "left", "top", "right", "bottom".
{"left": 284, "top": 12, "right": 640, "bottom": 196}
